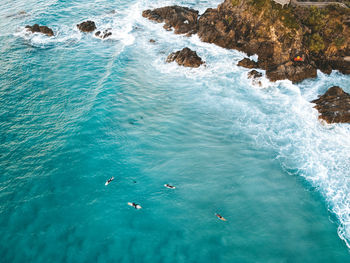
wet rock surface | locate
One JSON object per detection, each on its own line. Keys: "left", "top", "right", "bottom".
{"left": 142, "top": 6, "right": 199, "bottom": 35}
{"left": 25, "top": 24, "right": 54, "bottom": 36}
{"left": 77, "top": 21, "right": 96, "bottom": 32}
{"left": 95, "top": 29, "right": 112, "bottom": 39}
{"left": 238, "top": 58, "right": 258, "bottom": 69}
{"left": 248, "top": 70, "right": 262, "bottom": 79}
{"left": 312, "top": 86, "right": 350, "bottom": 123}
{"left": 266, "top": 63, "right": 317, "bottom": 83}
{"left": 166, "top": 47, "right": 204, "bottom": 68}
{"left": 248, "top": 70, "right": 263, "bottom": 86}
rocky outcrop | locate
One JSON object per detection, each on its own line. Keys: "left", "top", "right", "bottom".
{"left": 312, "top": 86, "right": 350, "bottom": 123}
{"left": 248, "top": 70, "right": 262, "bottom": 79}
{"left": 166, "top": 47, "right": 204, "bottom": 67}
{"left": 25, "top": 24, "right": 54, "bottom": 36}
{"left": 95, "top": 29, "right": 112, "bottom": 39}
{"left": 266, "top": 63, "right": 317, "bottom": 83}
{"left": 77, "top": 21, "right": 96, "bottom": 32}
{"left": 248, "top": 69, "right": 263, "bottom": 86}
{"left": 143, "top": 0, "right": 350, "bottom": 82}
{"left": 238, "top": 58, "right": 258, "bottom": 69}
{"left": 142, "top": 6, "right": 199, "bottom": 35}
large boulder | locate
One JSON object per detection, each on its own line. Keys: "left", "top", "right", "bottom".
{"left": 238, "top": 58, "right": 258, "bottom": 69}
{"left": 77, "top": 21, "right": 96, "bottom": 32}
{"left": 25, "top": 24, "right": 54, "bottom": 36}
{"left": 311, "top": 86, "right": 350, "bottom": 123}
{"left": 266, "top": 63, "right": 317, "bottom": 83}
{"left": 166, "top": 47, "right": 204, "bottom": 67}
{"left": 142, "top": 6, "right": 199, "bottom": 35}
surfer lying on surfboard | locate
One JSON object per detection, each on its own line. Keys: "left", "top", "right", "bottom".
{"left": 128, "top": 202, "right": 142, "bottom": 209}
{"left": 164, "top": 184, "right": 176, "bottom": 189}
{"left": 215, "top": 213, "right": 227, "bottom": 221}
{"left": 105, "top": 176, "right": 114, "bottom": 186}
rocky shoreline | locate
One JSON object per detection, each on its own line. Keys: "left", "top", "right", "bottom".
{"left": 142, "top": 1, "right": 350, "bottom": 83}
{"left": 142, "top": 1, "right": 350, "bottom": 124}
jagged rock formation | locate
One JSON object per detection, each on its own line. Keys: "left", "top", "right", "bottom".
{"left": 95, "top": 29, "right": 112, "bottom": 39}
{"left": 238, "top": 58, "right": 259, "bottom": 69}
{"left": 142, "top": 6, "right": 198, "bottom": 35}
{"left": 77, "top": 21, "right": 96, "bottom": 32}
{"left": 25, "top": 24, "right": 54, "bottom": 36}
{"left": 166, "top": 47, "right": 204, "bottom": 67}
{"left": 248, "top": 70, "right": 263, "bottom": 85}
{"left": 248, "top": 70, "right": 263, "bottom": 78}
{"left": 143, "top": 0, "right": 350, "bottom": 82}
{"left": 312, "top": 86, "right": 350, "bottom": 123}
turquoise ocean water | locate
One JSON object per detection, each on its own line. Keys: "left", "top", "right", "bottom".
{"left": 1, "top": 0, "right": 350, "bottom": 262}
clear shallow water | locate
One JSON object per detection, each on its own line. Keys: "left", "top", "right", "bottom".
{"left": 1, "top": 0, "right": 350, "bottom": 262}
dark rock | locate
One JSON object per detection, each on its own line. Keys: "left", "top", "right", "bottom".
{"left": 32, "top": 24, "right": 40, "bottom": 32}
{"left": 95, "top": 29, "right": 112, "bottom": 39}
{"left": 248, "top": 70, "right": 263, "bottom": 86}
{"left": 77, "top": 21, "right": 96, "bottom": 32}
{"left": 166, "top": 47, "right": 204, "bottom": 68}
{"left": 238, "top": 58, "right": 258, "bottom": 69}
{"left": 248, "top": 70, "right": 262, "bottom": 79}
{"left": 25, "top": 24, "right": 54, "bottom": 36}
{"left": 330, "top": 59, "right": 350, "bottom": 75}
{"left": 197, "top": 8, "right": 235, "bottom": 48}
{"left": 311, "top": 86, "right": 350, "bottom": 123}
{"left": 142, "top": 6, "right": 199, "bottom": 35}
{"left": 39, "top": 26, "right": 54, "bottom": 36}
{"left": 266, "top": 63, "right": 317, "bottom": 83}
{"left": 316, "top": 59, "right": 333, "bottom": 75}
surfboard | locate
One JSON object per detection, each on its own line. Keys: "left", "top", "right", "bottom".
{"left": 164, "top": 184, "right": 176, "bottom": 189}
{"left": 215, "top": 213, "right": 227, "bottom": 221}
{"left": 128, "top": 202, "right": 142, "bottom": 209}
{"left": 105, "top": 176, "right": 114, "bottom": 186}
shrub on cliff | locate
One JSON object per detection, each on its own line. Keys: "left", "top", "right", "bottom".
{"left": 308, "top": 33, "right": 325, "bottom": 53}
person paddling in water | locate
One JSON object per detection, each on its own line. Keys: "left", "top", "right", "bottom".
{"left": 215, "top": 213, "right": 227, "bottom": 221}
{"left": 105, "top": 176, "right": 114, "bottom": 186}
{"left": 128, "top": 202, "right": 142, "bottom": 209}
{"left": 164, "top": 184, "right": 176, "bottom": 189}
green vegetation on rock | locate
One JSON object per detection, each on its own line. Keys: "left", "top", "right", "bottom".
{"left": 308, "top": 33, "right": 325, "bottom": 53}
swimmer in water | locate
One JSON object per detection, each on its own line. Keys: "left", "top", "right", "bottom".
{"left": 105, "top": 176, "right": 114, "bottom": 186}
{"left": 164, "top": 184, "right": 176, "bottom": 189}
{"left": 215, "top": 213, "right": 227, "bottom": 221}
{"left": 128, "top": 202, "right": 142, "bottom": 209}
